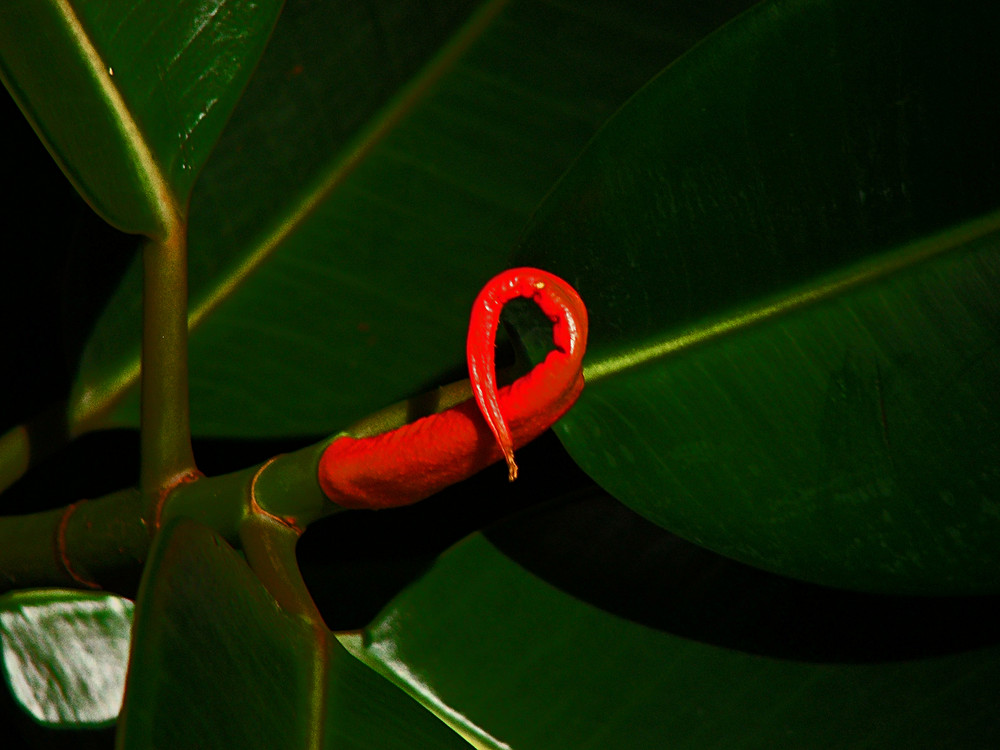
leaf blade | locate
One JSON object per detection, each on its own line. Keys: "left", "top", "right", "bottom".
{"left": 511, "top": 0, "right": 1000, "bottom": 593}
{"left": 63, "top": 0, "right": 758, "bottom": 438}
{"left": 350, "top": 503, "right": 1000, "bottom": 749}
{"left": 0, "top": 589, "right": 132, "bottom": 728}
{"left": 118, "top": 519, "right": 472, "bottom": 749}
{"left": 0, "top": 0, "right": 283, "bottom": 235}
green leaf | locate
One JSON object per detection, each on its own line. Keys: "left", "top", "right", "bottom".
{"left": 0, "top": 589, "right": 132, "bottom": 728}
{"left": 65, "top": 0, "right": 759, "bottom": 437}
{"left": 118, "top": 518, "right": 471, "bottom": 749}
{"left": 0, "top": 0, "right": 283, "bottom": 236}
{"left": 512, "top": 0, "right": 1000, "bottom": 593}
{"left": 347, "top": 495, "right": 1000, "bottom": 749}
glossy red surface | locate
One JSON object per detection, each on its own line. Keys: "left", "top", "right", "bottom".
{"left": 319, "top": 268, "right": 587, "bottom": 509}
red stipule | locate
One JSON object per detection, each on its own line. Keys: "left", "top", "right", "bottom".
{"left": 318, "top": 267, "right": 588, "bottom": 510}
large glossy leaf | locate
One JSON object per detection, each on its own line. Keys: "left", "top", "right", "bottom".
{"left": 0, "top": 0, "right": 283, "bottom": 236}
{"left": 345, "top": 492, "right": 1000, "bottom": 749}
{"left": 118, "top": 519, "right": 471, "bottom": 749}
{"left": 512, "top": 0, "right": 1000, "bottom": 594}
{"left": 0, "top": 590, "right": 132, "bottom": 727}
{"left": 65, "top": 0, "right": 759, "bottom": 437}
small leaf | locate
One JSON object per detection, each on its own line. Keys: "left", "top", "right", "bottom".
{"left": 0, "top": 0, "right": 283, "bottom": 235}
{"left": 513, "top": 0, "right": 1000, "bottom": 593}
{"left": 0, "top": 589, "right": 132, "bottom": 727}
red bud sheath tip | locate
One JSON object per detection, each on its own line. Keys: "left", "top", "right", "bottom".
{"left": 319, "top": 267, "right": 588, "bottom": 509}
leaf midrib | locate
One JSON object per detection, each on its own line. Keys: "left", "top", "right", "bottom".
{"left": 583, "top": 209, "right": 1000, "bottom": 384}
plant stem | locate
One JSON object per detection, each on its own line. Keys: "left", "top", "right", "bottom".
{"left": 139, "top": 231, "right": 197, "bottom": 498}
{"left": 239, "top": 514, "right": 324, "bottom": 623}
{"left": 0, "top": 488, "right": 148, "bottom": 596}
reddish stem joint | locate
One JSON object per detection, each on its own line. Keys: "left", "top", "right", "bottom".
{"left": 319, "top": 267, "right": 588, "bottom": 509}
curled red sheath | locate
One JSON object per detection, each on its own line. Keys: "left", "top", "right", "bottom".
{"left": 319, "top": 267, "right": 588, "bottom": 509}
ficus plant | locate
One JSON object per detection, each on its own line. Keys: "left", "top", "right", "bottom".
{"left": 2, "top": 0, "right": 1000, "bottom": 748}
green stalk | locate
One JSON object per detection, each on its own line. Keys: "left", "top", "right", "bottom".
{"left": 139, "top": 231, "right": 197, "bottom": 498}
{"left": 0, "top": 488, "right": 148, "bottom": 596}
